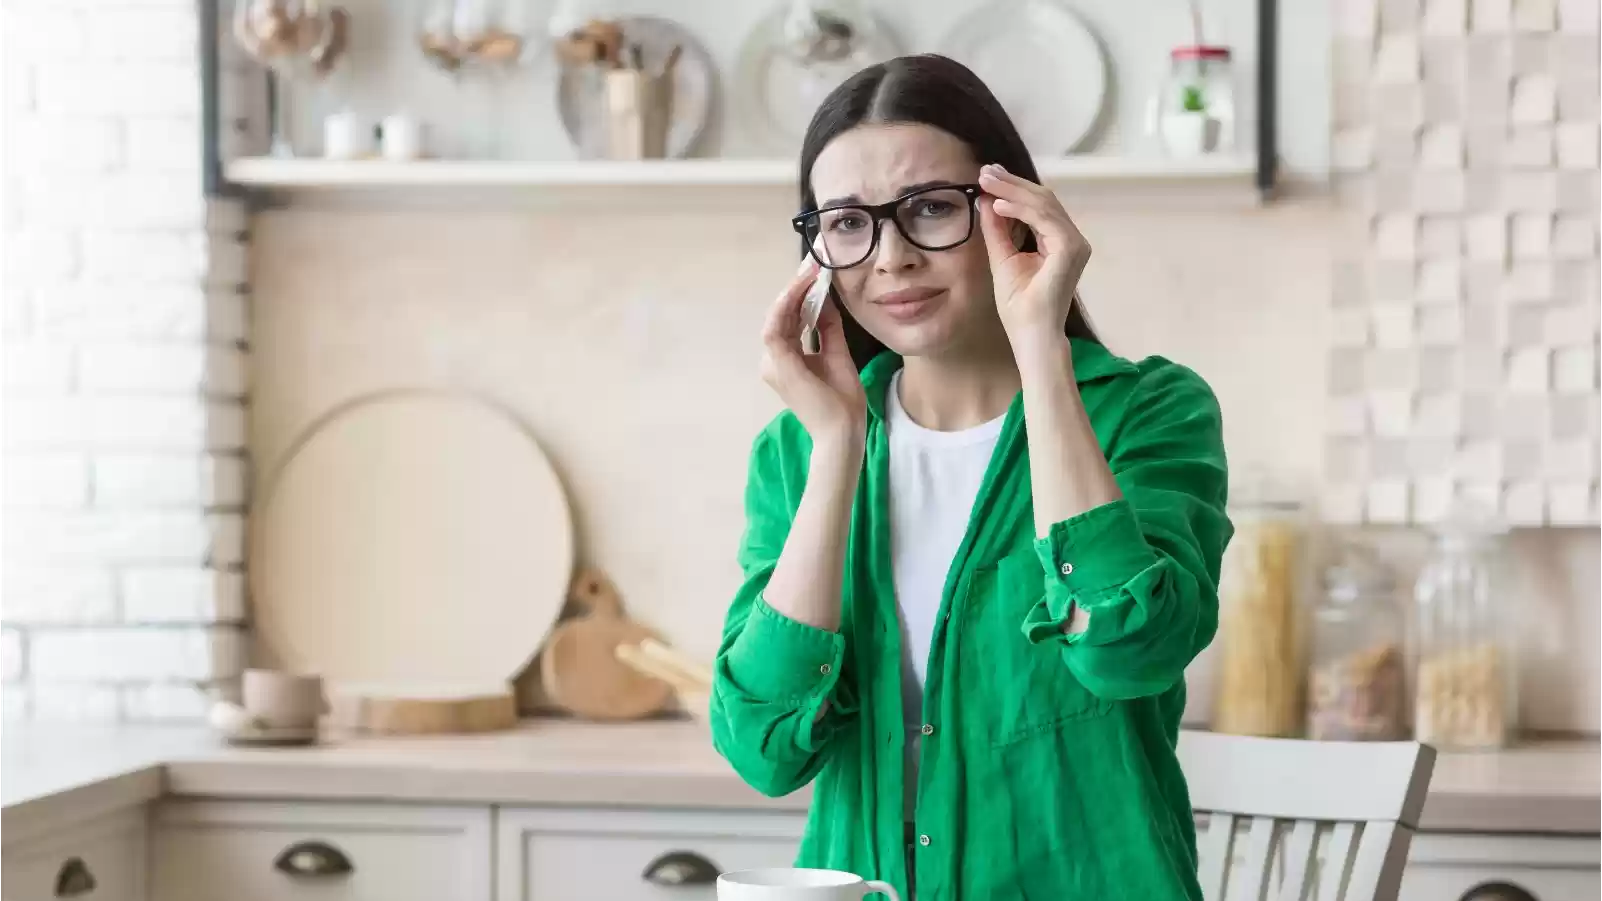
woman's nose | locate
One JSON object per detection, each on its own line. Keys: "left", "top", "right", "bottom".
{"left": 873, "top": 220, "right": 921, "bottom": 272}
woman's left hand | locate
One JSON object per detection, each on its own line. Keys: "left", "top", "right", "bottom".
{"left": 976, "top": 163, "right": 1092, "bottom": 348}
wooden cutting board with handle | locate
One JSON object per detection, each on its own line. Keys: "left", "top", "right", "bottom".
{"left": 540, "top": 569, "right": 675, "bottom": 720}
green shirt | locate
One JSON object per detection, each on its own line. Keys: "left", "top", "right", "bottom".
{"left": 711, "top": 339, "right": 1232, "bottom": 900}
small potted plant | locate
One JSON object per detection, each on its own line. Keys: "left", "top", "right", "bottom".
{"left": 1160, "top": 78, "right": 1221, "bottom": 157}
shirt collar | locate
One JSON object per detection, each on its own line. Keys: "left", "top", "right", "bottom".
{"left": 861, "top": 338, "right": 1138, "bottom": 422}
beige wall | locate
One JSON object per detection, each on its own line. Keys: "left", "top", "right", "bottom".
{"left": 249, "top": 196, "right": 1598, "bottom": 733}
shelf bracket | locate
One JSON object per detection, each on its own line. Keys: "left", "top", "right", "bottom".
{"left": 1256, "top": 0, "right": 1278, "bottom": 200}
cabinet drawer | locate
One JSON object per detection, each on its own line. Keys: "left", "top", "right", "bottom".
{"left": 3, "top": 808, "right": 146, "bottom": 901}
{"left": 1401, "top": 834, "right": 1601, "bottom": 901}
{"left": 150, "top": 800, "right": 491, "bottom": 901}
{"left": 495, "top": 807, "right": 806, "bottom": 901}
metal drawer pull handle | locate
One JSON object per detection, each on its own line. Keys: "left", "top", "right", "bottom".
{"left": 54, "top": 857, "right": 96, "bottom": 898}
{"left": 1459, "top": 883, "right": 1539, "bottom": 901}
{"left": 273, "top": 841, "right": 355, "bottom": 879}
{"left": 641, "top": 850, "right": 719, "bottom": 886}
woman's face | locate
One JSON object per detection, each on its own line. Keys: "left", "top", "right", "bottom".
{"left": 807, "top": 123, "right": 1005, "bottom": 360}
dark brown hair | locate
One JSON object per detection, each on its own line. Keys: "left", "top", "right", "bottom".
{"left": 797, "top": 54, "right": 1099, "bottom": 369}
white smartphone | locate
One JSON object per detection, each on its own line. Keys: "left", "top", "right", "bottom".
{"left": 800, "top": 237, "right": 832, "bottom": 355}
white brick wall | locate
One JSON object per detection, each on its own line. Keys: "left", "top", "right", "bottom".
{"left": 30, "top": 628, "right": 244, "bottom": 682}
{"left": 2, "top": 0, "right": 250, "bottom": 722}
{"left": 2, "top": 567, "right": 118, "bottom": 625}
{"left": 1328, "top": 0, "right": 1601, "bottom": 524}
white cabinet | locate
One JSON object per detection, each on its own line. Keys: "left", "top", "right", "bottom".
{"left": 149, "top": 800, "right": 491, "bottom": 901}
{"left": 494, "top": 807, "right": 806, "bottom": 901}
{"left": 2, "top": 807, "right": 147, "bottom": 901}
{"left": 1401, "top": 834, "right": 1602, "bottom": 901}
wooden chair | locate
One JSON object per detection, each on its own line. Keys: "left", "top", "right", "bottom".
{"left": 1179, "top": 731, "right": 1437, "bottom": 901}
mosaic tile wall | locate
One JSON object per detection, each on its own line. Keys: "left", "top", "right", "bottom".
{"left": 1325, "top": 0, "right": 1601, "bottom": 526}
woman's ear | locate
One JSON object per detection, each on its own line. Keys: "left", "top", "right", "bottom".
{"left": 1010, "top": 221, "right": 1029, "bottom": 250}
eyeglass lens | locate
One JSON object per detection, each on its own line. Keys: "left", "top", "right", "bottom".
{"left": 801, "top": 187, "right": 975, "bottom": 268}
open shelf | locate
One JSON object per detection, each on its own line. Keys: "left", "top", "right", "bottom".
{"left": 225, "top": 154, "right": 1261, "bottom": 194}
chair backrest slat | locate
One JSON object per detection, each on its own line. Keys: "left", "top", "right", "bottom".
{"left": 1274, "top": 819, "right": 1320, "bottom": 901}
{"left": 1316, "top": 821, "right": 1361, "bottom": 900}
{"left": 1238, "top": 816, "right": 1280, "bottom": 901}
{"left": 1345, "top": 822, "right": 1414, "bottom": 901}
{"left": 1199, "top": 812, "right": 1237, "bottom": 900}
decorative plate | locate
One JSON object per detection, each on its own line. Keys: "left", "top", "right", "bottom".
{"left": 936, "top": 0, "right": 1109, "bottom": 154}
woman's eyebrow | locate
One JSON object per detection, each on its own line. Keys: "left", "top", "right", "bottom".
{"left": 817, "top": 180, "right": 963, "bottom": 210}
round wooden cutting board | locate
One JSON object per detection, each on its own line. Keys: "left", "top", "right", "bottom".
{"left": 253, "top": 390, "right": 573, "bottom": 704}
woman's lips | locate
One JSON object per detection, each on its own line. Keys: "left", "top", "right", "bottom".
{"left": 873, "top": 287, "right": 945, "bottom": 322}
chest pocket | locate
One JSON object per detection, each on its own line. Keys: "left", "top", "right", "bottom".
{"left": 960, "top": 547, "right": 1111, "bottom": 746}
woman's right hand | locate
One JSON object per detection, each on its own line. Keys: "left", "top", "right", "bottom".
{"left": 760, "top": 259, "right": 867, "bottom": 445}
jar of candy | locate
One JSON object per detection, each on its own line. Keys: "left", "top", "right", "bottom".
{"left": 1307, "top": 542, "right": 1406, "bottom": 741}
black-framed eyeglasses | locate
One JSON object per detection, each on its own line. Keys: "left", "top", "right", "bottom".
{"left": 792, "top": 183, "right": 983, "bottom": 270}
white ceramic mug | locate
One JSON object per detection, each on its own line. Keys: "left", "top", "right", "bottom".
{"left": 323, "top": 111, "right": 369, "bottom": 160}
{"left": 717, "top": 868, "right": 899, "bottom": 901}
{"left": 380, "top": 114, "right": 424, "bottom": 161}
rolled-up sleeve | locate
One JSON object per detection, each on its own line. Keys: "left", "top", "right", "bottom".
{"left": 1021, "top": 361, "right": 1232, "bottom": 701}
{"left": 711, "top": 425, "right": 858, "bottom": 796}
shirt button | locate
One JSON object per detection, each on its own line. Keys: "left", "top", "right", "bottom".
{"left": 819, "top": 663, "right": 832, "bottom": 675}
{"left": 921, "top": 723, "right": 935, "bottom": 736}
{"left": 1060, "top": 562, "right": 1074, "bottom": 575}
{"left": 918, "top": 834, "right": 931, "bottom": 847}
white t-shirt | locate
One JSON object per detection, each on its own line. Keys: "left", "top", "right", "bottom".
{"left": 885, "top": 369, "right": 1006, "bottom": 820}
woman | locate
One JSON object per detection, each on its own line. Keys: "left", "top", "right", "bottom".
{"left": 710, "top": 55, "right": 1232, "bottom": 900}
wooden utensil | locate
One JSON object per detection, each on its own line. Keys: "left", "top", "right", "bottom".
{"left": 582, "top": 18, "right": 625, "bottom": 69}
{"left": 539, "top": 569, "right": 674, "bottom": 721}
{"left": 615, "top": 637, "right": 713, "bottom": 723}
{"left": 328, "top": 684, "right": 517, "bottom": 735}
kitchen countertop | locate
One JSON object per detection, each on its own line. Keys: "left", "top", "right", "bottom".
{"left": 4, "top": 720, "right": 1597, "bottom": 839}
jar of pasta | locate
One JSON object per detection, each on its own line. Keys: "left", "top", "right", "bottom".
{"left": 1212, "top": 473, "right": 1304, "bottom": 737}
{"left": 1307, "top": 542, "right": 1406, "bottom": 741}
{"left": 1413, "top": 506, "right": 1515, "bottom": 750}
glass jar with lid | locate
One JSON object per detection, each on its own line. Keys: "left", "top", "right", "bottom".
{"left": 1307, "top": 541, "right": 1406, "bottom": 741}
{"left": 1212, "top": 471, "right": 1304, "bottom": 738}
{"left": 1413, "top": 505, "right": 1515, "bottom": 750}
{"left": 1148, "top": 45, "right": 1237, "bottom": 157}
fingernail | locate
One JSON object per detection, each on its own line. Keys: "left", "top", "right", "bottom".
{"left": 797, "top": 256, "right": 815, "bottom": 275}
{"left": 984, "top": 163, "right": 1006, "bottom": 176}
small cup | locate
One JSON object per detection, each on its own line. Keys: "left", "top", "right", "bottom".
{"left": 379, "top": 114, "right": 424, "bottom": 161}
{"left": 602, "top": 69, "right": 672, "bottom": 160}
{"left": 242, "top": 669, "right": 326, "bottom": 731}
{"left": 323, "top": 111, "right": 369, "bottom": 160}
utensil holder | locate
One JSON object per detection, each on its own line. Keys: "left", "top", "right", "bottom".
{"left": 603, "top": 68, "right": 672, "bottom": 160}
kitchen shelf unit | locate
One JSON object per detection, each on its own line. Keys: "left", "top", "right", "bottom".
{"left": 198, "top": 1, "right": 1280, "bottom": 204}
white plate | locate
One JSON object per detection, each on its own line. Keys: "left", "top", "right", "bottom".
{"left": 936, "top": 0, "right": 1109, "bottom": 154}
{"left": 734, "top": 8, "right": 902, "bottom": 154}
